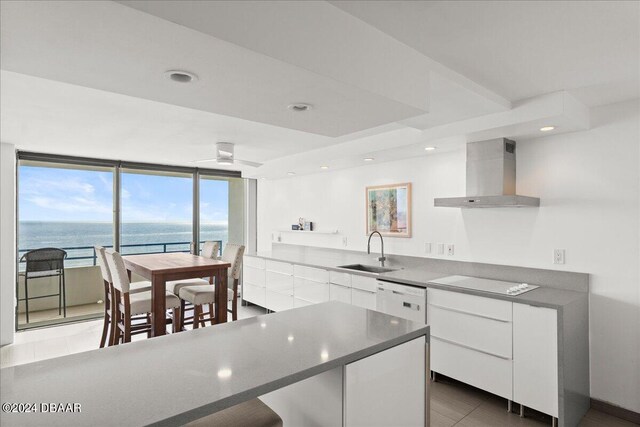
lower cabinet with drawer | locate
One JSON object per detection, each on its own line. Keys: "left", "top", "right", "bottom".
{"left": 294, "top": 277, "right": 329, "bottom": 303}
{"left": 243, "top": 283, "right": 266, "bottom": 307}
{"left": 428, "top": 288, "right": 514, "bottom": 400}
{"left": 351, "top": 288, "right": 376, "bottom": 310}
{"left": 329, "top": 283, "right": 351, "bottom": 304}
{"left": 266, "top": 289, "right": 294, "bottom": 312}
{"left": 427, "top": 288, "right": 579, "bottom": 424}
{"left": 431, "top": 337, "right": 513, "bottom": 399}
{"left": 242, "top": 256, "right": 266, "bottom": 307}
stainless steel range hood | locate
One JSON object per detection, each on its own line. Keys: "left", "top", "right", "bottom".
{"left": 434, "top": 138, "right": 540, "bottom": 208}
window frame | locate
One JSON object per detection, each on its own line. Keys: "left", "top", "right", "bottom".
{"left": 17, "top": 151, "right": 242, "bottom": 256}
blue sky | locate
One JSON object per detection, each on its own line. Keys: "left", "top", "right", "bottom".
{"left": 19, "top": 166, "right": 229, "bottom": 223}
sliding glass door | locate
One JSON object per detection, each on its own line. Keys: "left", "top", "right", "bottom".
{"left": 199, "top": 175, "right": 245, "bottom": 256}
{"left": 17, "top": 161, "right": 115, "bottom": 328}
{"left": 120, "top": 169, "right": 193, "bottom": 255}
{"left": 16, "top": 153, "right": 246, "bottom": 330}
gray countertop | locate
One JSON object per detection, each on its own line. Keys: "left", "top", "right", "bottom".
{"left": 0, "top": 302, "right": 428, "bottom": 427}
{"left": 247, "top": 250, "right": 587, "bottom": 309}
{"left": 379, "top": 266, "right": 587, "bottom": 309}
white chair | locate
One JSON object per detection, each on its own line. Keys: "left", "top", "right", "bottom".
{"left": 104, "top": 249, "right": 182, "bottom": 343}
{"left": 166, "top": 241, "right": 220, "bottom": 296}
{"left": 95, "top": 246, "right": 152, "bottom": 347}
{"left": 178, "top": 243, "right": 245, "bottom": 327}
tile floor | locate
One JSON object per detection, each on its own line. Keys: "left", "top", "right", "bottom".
{"left": 17, "top": 302, "right": 104, "bottom": 329}
{"left": 1, "top": 302, "right": 637, "bottom": 427}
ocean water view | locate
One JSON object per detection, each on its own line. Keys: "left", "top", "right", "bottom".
{"left": 19, "top": 221, "right": 229, "bottom": 267}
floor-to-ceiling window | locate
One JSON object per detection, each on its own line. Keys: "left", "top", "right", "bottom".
{"left": 17, "top": 161, "right": 115, "bottom": 328}
{"left": 120, "top": 169, "right": 193, "bottom": 255}
{"left": 199, "top": 175, "right": 245, "bottom": 255}
{"left": 16, "top": 153, "right": 244, "bottom": 330}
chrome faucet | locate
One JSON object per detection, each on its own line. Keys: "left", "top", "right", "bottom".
{"left": 367, "top": 231, "right": 386, "bottom": 267}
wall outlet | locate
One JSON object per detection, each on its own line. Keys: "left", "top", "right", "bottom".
{"left": 437, "top": 243, "right": 445, "bottom": 255}
{"left": 342, "top": 237, "right": 348, "bottom": 247}
{"left": 447, "top": 244, "right": 455, "bottom": 256}
{"left": 425, "top": 242, "right": 432, "bottom": 254}
{"left": 553, "top": 249, "right": 565, "bottom": 264}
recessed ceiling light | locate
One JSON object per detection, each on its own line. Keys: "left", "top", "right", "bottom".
{"left": 424, "top": 146, "right": 437, "bottom": 151}
{"left": 164, "top": 70, "right": 198, "bottom": 83}
{"left": 287, "top": 172, "right": 296, "bottom": 176}
{"left": 363, "top": 157, "right": 374, "bottom": 162}
{"left": 320, "top": 166, "right": 329, "bottom": 170}
{"left": 540, "top": 126, "right": 555, "bottom": 132}
{"left": 288, "top": 103, "right": 313, "bottom": 112}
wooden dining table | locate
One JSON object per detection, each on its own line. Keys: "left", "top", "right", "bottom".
{"left": 122, "top": 252, "right": 231, "bottom": 337}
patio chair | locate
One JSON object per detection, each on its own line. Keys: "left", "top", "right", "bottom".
{"left": 18, "top": 248, "right": 67, "bottom": 324}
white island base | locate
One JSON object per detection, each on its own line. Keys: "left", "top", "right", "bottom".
{"left": 261, "top": 337, "right": 428, "bottom": 427}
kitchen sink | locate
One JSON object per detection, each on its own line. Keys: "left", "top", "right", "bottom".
{"left": 337, "top": 264, "right": 397, "bottom": 274}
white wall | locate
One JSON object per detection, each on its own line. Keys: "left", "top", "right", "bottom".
{"left": 0, "top": 143, "right": 16, "bottom": 345}
{"left": 257, "top": 100, "right": 640, "bottom": 412}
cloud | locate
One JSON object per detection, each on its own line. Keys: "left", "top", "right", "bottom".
{"left": 27, "top": 196, "right": 111, "bottom": 214}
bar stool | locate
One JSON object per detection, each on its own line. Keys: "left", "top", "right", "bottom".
{"left": 184, "top": 398, "right": 282, "bottom": 427}
{"left": 167, "top": 241, "right": 219, "bottom": 296}
{"left": 167, "top": 241, "right": 219, "bottom": 328}
{"left": 18, "top": 248, "right": 67, "bottom": 323}
{"left": 104, "top": 249, "right": 182, "bottom": 343}
{"left": 178, "top": 244, "right": 245, "bottom": 327}
{"left": 94, "top": 246, "right": 152, "bottom": 347}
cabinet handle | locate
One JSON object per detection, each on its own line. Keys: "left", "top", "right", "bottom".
{"left": 431, "top": 336, "right": 512, "bottom": 360}
{"left": 428, "top": 303, "right": 511, "bottom": 323}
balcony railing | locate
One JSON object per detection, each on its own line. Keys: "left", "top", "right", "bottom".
{"left": 18, "top": 240, "right": 223, "bottom": 269}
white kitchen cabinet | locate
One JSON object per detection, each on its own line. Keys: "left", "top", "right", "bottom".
{"left": 266, "top": 289, "right": 294, "bottom": 312}
{"left": 293, "top": 298, "right": 314, "bottom": 308}
{"left": 266, "top": 260, "right": 294, "bottom": 275}
{"left": 244, "top": 265, "right": 265, "bottom": 287}
{"left": 513, "top": 303, "right": 559, "bottom": 417}
{"left": 350, "top": 274, "right": 377, "bottom": 292}
{"left": 432, "top": 337, "right": 513, "bottom": 399}
{"left": 428, "top": 288, "right": 514, "bottom": 400}
{"left": 351, "top": 288, "right": 376, "bottom": 310}
{"left": 345, "top": 337, "right": 425, "bottom": 427}
{"left": 293, "top": 265, "right": 329, "bottom": 283}
{"left": 329, "top": 271, "right": 351, "bottom": 287}
{"left": 265, "top": 270, "right": 294, "bottom": 295}
{"left": 329, "top": 283, "right": 351, "bottom": 304}
{"left": 428, "top": 304, "right": 512, "bottom": 359}
{"left": 428, "top": 288, "right": 512, "bottom": 321}
{"left": 243, "top": 283, "right": 266, "bottom": 307}
{"left": 243, "top": 256, "right": 266, "bottom": 307}
{"left": 244, "top": 256, "right": 265, "bottom": 269}
{"left": 294, "top": 277, "right": 329, "bottom": 303}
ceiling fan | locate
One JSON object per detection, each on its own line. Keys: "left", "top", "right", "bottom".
{"left": 193, "top": 142, "right": 263, "bottom": 167}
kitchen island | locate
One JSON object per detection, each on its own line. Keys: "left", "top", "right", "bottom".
{"left": 0, "top": 302, "right": 430, "bottom": 427}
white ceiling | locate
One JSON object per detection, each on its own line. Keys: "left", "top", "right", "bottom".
{"left": 0, "top": 1, "right": 637, "bottom": 178}
{"left": 331, "top": 0, "right": 640, "bottom": 107}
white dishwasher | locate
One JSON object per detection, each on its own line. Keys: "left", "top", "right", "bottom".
{"left": 376, "top": 280, "right": 427, "bottom": 323}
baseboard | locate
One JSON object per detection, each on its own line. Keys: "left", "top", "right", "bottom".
{"left": 591, "top": 398, "right": 640, "bottom": 425}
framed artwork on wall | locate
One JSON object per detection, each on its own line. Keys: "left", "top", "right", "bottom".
{"left": 365, "top": 182, "right": 412, "bottom": 238}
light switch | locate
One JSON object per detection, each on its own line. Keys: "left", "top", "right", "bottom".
{"left": 437, "top": 243, "right": 445, "bottom": 255}
{"left": 425, "top": 243, "right": 432, "bottom": 253}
